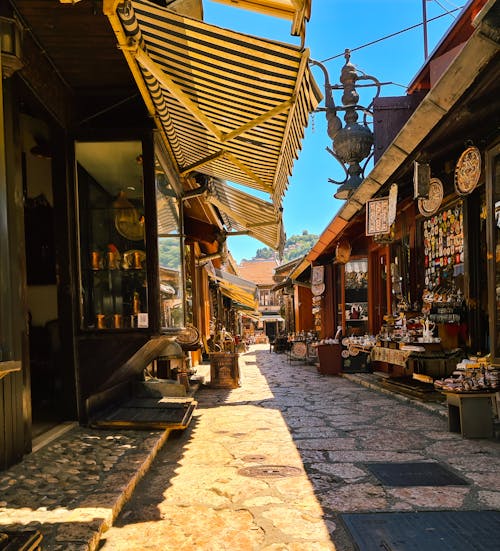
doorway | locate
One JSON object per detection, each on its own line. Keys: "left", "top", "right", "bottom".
{"left": 370, "top": 247, "right": 390, "bottom": 334}
{"left": 21, "top": 114, "right": 66, "bottom": 437}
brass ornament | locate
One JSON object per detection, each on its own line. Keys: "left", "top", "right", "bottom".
{"left": 454, "top": 146, "right": 481, "bottom": 195}
{"left": 418, "top": 177, "right": 444, "bottom": 217}
{"left": 334, "top": 239, "right": 352, "bottom": 264}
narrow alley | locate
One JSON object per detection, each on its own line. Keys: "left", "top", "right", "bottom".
{"left": 97, "top": 344, "right": 500, "bottom": 550}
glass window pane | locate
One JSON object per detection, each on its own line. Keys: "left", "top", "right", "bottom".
{"left": 76, "top": 141, "right": 148, "bottom": 330}
{"left": 156, "top": 162, "right": 184, "bottom": 329}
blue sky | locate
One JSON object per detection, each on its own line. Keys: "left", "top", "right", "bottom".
{"left": 203, "top": 0, "right": 462, "bottom": 263}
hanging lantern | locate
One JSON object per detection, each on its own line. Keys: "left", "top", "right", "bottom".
{"left": 310, "top": 50, "right": 380, "bottom": 200}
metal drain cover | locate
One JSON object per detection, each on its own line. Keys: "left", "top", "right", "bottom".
{"left": 241, "top": 455, "right": 268, "bottom": 462}
{"left": 238, "top": 465, "right": 303, "bottom": 478}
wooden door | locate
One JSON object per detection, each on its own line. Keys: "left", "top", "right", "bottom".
{"left": 369, "top": 247, "right": 391, "bottom": 334}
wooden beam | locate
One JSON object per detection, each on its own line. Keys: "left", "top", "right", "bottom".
{"left": 179, "top": 150, "right": 226, "bottom": 176}
{"left": 133, "top": 46, "right": 224, "bottom": 142}
{"left": 222, "top": 97, "right": 294, "bottom": 142}
{"left": 184, "top": 217, "right": 220, "bottom": 244}
{"left": 223, "top": 151, "right": 272, "bottom": 192}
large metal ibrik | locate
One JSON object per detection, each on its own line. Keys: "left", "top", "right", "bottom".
{"left": 310, "top": 50, "right": 381, "bottom": 200}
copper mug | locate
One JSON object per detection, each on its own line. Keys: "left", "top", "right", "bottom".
{"left": 113, "top": 314, "right": 122, "bottom": 329}
{"left": 96, "top": 314, "right": 106, "bottom": 329}
{"left": 133, "top": 251, "right": 142, "bottom": 269}
{"left": 91, "top": 251, "right": 101, "bottom": 270}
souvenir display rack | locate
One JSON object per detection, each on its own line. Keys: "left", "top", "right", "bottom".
{"left": 422, "top": 201, "right": 464, "bottom": 294}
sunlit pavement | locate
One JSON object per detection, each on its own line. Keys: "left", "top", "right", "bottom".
{"left": 98, "top": 344, "right": 500, "bottom": 551}
{"left": 1, "top": 345, "right": 498, "bottom": 550}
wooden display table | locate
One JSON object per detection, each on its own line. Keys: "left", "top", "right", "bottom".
{"left": 444, "top": 391, "right": 495, "bottom": 438}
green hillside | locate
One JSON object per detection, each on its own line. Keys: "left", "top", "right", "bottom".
{"left": 243, "top": 230, "right": 318, "bottom": 263}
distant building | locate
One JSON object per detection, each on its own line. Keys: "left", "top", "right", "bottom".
{"left": 237, "top": 260, "right": 284, "bottom": 342}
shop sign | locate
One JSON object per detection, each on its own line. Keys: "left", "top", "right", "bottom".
{"left": 366, "top": 197, "right": 390, "bottom": 235}
{"left": 312, "top": 265, "right": 324, "bottom": 284}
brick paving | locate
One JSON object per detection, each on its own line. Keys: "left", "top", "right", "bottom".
{"left": 1, "top": 344, "right": 499, "bottom": 550}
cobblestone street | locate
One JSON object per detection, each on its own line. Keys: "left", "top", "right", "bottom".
{"left": 1, "top": 344, "right": 499, "bottom": 549}
{"left": 98, "top": 345, "right": 500, "bottom": 550}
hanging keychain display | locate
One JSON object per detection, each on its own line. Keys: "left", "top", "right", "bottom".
{"left": 422, "top": 201, "right": 464, "bottom": 292}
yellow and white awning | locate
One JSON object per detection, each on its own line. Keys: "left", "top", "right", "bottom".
{"left": 210, "top": 268, "right": 259, "bottom": 310}
{"left": 207, "top": 179, "right": 285, "bottom": 251}
{"left": 211, "top": 0, "right": 311, "bottom": 39}
{"left": 106, "top": 0, "right": 321, "bottom": 208}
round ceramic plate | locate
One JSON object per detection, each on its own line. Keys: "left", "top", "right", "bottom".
{"left": 176, "top": 324, "right": 200, "bottom": 347}
{"left": 115, "top": 216, "right": 145, "bottom": 241}
{"left": 418, "top": 178, "right": 443, "bottom": 217}
{"left": 455, "top": 146, "right": 481, "bottom": 195}
{"left": 291, "top": 341, "right": 307, "bottom": 358}
{"left": 311, "top": 283, "right": 325, "bottom": 296}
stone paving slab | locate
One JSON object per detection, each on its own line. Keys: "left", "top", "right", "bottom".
{"left": 1, "top": 345, "right": 499, "bottom": 550}
{"left": 97, "top": 345, "right": 500, "bottom": 550}
{"left": 0, "top": 426, "right": 171, "bottom": 550}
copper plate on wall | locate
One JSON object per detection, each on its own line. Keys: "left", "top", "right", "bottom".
{"left": 418, "top": 177, "right": 443, "bottom": 217}
{"left": 454, "top": 146, "right": 481, "bottom": 195}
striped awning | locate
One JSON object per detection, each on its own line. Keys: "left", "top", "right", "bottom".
{"left": 207, "top": 179, "right": 285, "bottom": 251}
{"left": 110, "top": 0, "right": 321, "bottom": 208}
{"left": 209, "top": 268, "right": 259, "bottom": 310}
{"left": 210, "top": 0, "right": 311, "bottom": 39}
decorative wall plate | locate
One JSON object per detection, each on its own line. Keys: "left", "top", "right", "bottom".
{"left": 115, "top": 216, "right": 145, "bottom": 241}
{"left": 311, "top": 283, "right": 325, "bottom": 296}
{"left": 291, "top": 341, "right": 307, "bottom": 358}
{"left": 418, "top": 177, "right": 443, "bottom": 217}
{"left": 454, "top": 146, "right": 481, "bottom": 195}
{"left": 176, "top": 324, "right": 201, "bottom": 349}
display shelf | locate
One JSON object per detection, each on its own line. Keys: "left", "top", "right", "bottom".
{"left": 76, "top": 155, "right": 149, "bottom": 331}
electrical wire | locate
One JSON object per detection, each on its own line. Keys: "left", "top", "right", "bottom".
{"left": 320, "top": 5, "right": 464, "bottom": 64}
{"left": 431, "top": 0, "right": 460, "bottom": 17}
{"left": 431, "top": 0, "right": 461, "bottom": 11}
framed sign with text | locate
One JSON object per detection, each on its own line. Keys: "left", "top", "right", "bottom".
{"left": 366, "top": 197, "right": 390, "bottom": 235}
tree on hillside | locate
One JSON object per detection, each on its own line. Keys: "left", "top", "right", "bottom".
{"left": 241, "top": 231, "right": 318, "bottom": 264}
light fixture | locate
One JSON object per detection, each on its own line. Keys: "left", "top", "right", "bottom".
{"left": 310, "top": 50, "right": 380, "bottom": 200}
{"left": 413, "top": 161, "right": 431, "bottom": 198}
{"left": 1, "top": 16, "right": 23, "bottom": 78}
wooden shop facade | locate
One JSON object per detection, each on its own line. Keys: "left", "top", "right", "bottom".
{"left": 291, "top": 0, "right": 500, "bottom": 402}
{"left": 0, "top": 0, "right": 318, "bottom": 468}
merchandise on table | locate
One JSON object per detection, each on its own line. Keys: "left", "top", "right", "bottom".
{"left": 434, "top": 356, "right": 500, "bottom": 392}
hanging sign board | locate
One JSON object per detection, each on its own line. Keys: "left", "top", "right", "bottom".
{"left": 366, "top": 197, "right": 390, "bottom": 235}
{"left": 311, "top": 265, "right": 324, "bottom": 284}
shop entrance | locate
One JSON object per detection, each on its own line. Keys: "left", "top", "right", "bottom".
{"left": 21, "top": 114, "right": 71, "bottom": 438}
{"left": 370, "top": 247, "right": 390, "bottom": 334}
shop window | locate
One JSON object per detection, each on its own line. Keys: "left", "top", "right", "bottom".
{"left": 76, "top": 141, "right": 148, "bottom": 330}
{"left": 344, "top": 258, "right": 368, "bottom": 335}
{"left": 156, "top": 169, "right": 184, "bottom": 330}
